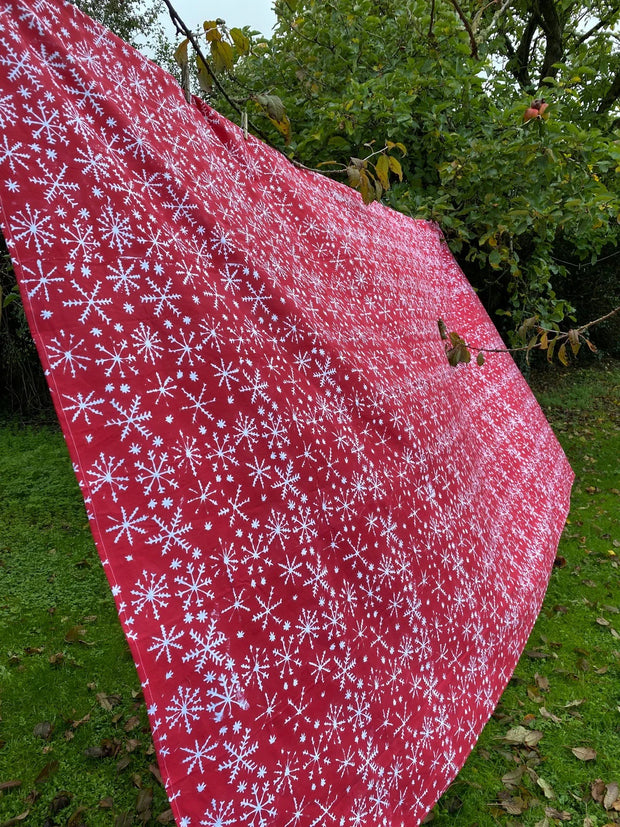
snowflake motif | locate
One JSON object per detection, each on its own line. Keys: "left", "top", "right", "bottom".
{"left": 165, "top": 686, "right": 205, "bottom": 734}
{"left": 10, "top": 203, "right": 54, "bottom": 254}
{"left": 46, "top": 331, "right": 91, "bottom": 377}
{"left": 147, "top": 624, "right": 185, "bottom": 663}
{"left": 175, "top": 562, "right": 214, "bottom": 610}
{"left": 147, "top": 506, "right": 194, "bottom": 556}
{"left": 201, "top": 799, "right": 237, "bottom": 827}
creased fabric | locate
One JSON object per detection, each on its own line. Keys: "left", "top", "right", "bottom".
{"left": 0, "top": 2, "right": 573, "bottom": 824}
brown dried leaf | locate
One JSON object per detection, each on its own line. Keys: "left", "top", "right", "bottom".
{"left": 565, "top": 699, "right": 586, "bottom": 708}
{"left": 156, "top": 810, "right": 176, "bottom": 824}
{"left": 502, "top": 767, "right": 525, "bottom": 788}
{"left": 571, "top": 747, "right": 597, "bottom": 761}
{"left": 64, "top": 625, "right": 91, "bottom": 645}
{"left": 34, "top": 760, "right": 59, "bottom": 785}
{"left": 537, "top": 776, "right": 556, "bottom": 799}
{"left": 124, "top": 715, "right": 140, "bottom": 732}
{"left": 33, "top": 721, "right": 53, "bottom": 740}
{"left": 539, "top": 706, "right": 562, "bottom": 723}
{"left": 591, "top": 779, "right": 605, "bottom": 804}
{"left": 97, "top": 692, "right": 122, "bottom": 711}
{"left": 604, "top": 783, "right": 619, "bottom": 810}
{"left": 525, "top": 730, "right": 544, "bottom": 747}
{"left": 50, "top": 792, "right": 72, "bottom": 814}
{"left": 535, "top": 673, "right": 550, "bottom": 692}
{"left": 0, "top": 811, "right": 29, "bottom": 826}
{"left": 503, "top": 725, "right": 530, "bottom": 744}
{"left": 545, "top": 806, "right": 572, "bottom": 820}
{"left": 500, "top": 795, "right": 526, "bottom": 815}
{"left": 0, "top": 781, "right": 22, "bottom": 792}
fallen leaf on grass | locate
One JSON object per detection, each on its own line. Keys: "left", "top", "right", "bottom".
{"left": 591, "top": 780, "right": 606, "bottom": 803}
{"left": 538, "top": 777, "right": 556, "bottom": 799}
{"left": 502, "top": 767, "right": 524, "bottom": 788}
{"left": 0, "top": 781, "right": 22, "bottom": 791}
{"left": 50, "top": 792, "right": 72, "bottom": 814}
{"left": 571, "top": 747, "right": 597, "bottom": 761}
{"left": 34, "top": 760, "right": 59, "bottom": 785}
{"left": 498, "top": 794, "right": 527, "bottom": 815}
{"left": 0, "top": 811, "right": 29, "bottom": 826}
{"left": 545, "top": 806, "right": 572, "bottom": 820}
{"left": 565, "top": 699, "right": 587, "bottom": 708}
{"left": 535, "top": 673, "right": 550, "bottom": 691}
{"left": 64, "top": 625, "right": 93, "bottom": 646}
{"left": 596, "top": 617, "right": 611, "bottom": 626}
{"left": 502, "top": 726, "right": 544, "bottom": 747}
{"left": 604, "top": 782, "right": 619, "bottom": 810}
{"left": 156, "top": 810, "right": 175, "bottom": 824}
{"left": 124, "top": 715, "right": 140, "bottom": 732}
{"left": 136, "top": 787, "right": 153, "bottom": 823}
{"left": 33, "top": 721, "right": 53, "bottom": 740}
{"left": 97, "top": 692, "right": 122, "bottom": 711}
{"left": 540, "top": 707, "right": 562, "bottom": 723}
{"left": 149, "top": 763, "right": 163, "bottom": 785}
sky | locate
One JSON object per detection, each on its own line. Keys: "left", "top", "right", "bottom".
{"left": 159, "top": 1, "right": 277, "bottom": 40}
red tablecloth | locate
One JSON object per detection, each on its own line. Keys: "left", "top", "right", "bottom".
{"left": 0, "top": 2, "right": 573, "bottom": 824}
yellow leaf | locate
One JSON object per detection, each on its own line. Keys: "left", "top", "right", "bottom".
{"left": 268, "top": 113, "right": 291, "bottom": 144}
{"left": 230, "top": 27, "right": 250, "bottom": 54}
{"left": 211, "top": 39, "right": 234, "bottom": 73}
{"left": 375, "top": 154, "right": 390, "bottom": 190}
{"left": 359, "top": 170, "right": 374, "bottom": 204}
{"left": 388, "top": 155, "right": 403, "bottom": 181}
{"left": 173, "top": 38, "right": 189, "bottom": 69}
{"left": 203, "top": 20, "right": 222, "bottom": 41}
{"left": 196, "top": 53, "right": 213, "bottom": 92}
{"left": 558, "top": 342, "right": 569, "bottom": 366}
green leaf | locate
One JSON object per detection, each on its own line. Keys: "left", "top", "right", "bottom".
{"left": 256, "top": 94, "right": 286, "bottom": 122}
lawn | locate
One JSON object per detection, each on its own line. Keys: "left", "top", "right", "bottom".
{"left": 0, "top": 360, "right": 618, "bottom": 827}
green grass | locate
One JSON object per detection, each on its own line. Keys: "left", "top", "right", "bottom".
{"left": 0, "top": 361, "right": 619, "bottom": 826}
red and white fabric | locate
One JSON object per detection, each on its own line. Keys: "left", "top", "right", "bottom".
{"left": 0, "top": 2, "right": 573, "bottom": 824}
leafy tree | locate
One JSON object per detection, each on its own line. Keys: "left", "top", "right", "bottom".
{"left": 70, "top": 0, "right": 163, "bottom": 49}
{"left": 198, "top": 0, "right": 620, "bottom": 348}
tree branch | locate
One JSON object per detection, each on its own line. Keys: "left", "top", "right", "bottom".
{"left": 508, "top": 13, "right": 538, "bottom": 89}
{"left": 597, "top": 65, "right": 620, "bottom": 113}
{"left": 573, "top": 7, "right": 619, "bottom": 47}
{"left": 160, "top": 0, "right": 271, "bottom": 142}
{"left": 445, "top": 0, "right": 479, "bottom": 59}
{"left": 535, "top": 0, "right": 565, "bottom": 82}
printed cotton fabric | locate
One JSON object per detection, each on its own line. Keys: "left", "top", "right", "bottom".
{"left": 0, "top": 2, "right": 573, "bottom": 824}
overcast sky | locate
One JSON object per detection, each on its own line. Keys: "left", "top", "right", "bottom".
{"left": 160, "top": 1, "right": 277, "bottom": 40}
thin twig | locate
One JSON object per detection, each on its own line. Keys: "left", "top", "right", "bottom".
{"left": 160, "top": 0, "right": 271, "bottom": 143}
{"left": 461, "top": 305, "right": 620, "bottom": 355}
